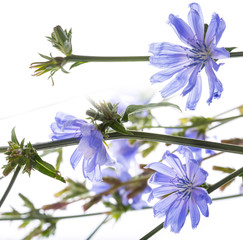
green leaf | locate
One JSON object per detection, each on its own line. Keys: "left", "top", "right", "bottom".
{"left": 34, "top": 155, "right": 65, "bottom": 183}
{"left": 121, "top": 102, "right": 181, "bottom": 122}
{"left": 70, "top": 61, "right": 87, "bottom": 70}
{"left": 11, "top": 127, "right": 19, "bottom": 145}
{"left": 19, "top": 193, "right": 35, "bottom": 210}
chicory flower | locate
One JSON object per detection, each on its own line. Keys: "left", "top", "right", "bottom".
{"left": 147, "top": 147, "right": 212, "bottom": 233}
{"left": 50, "top": 112, "right": 115, "bottom": 182}
{"left": 150, "top": 3, "right": 229, "bottom": 110}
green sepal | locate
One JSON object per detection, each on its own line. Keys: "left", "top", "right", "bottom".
{"left": 225, "top": 47, "right": 237, "bottom": 53}
{"left": 11, "top": 127, "right": 19, "bottom": 145}
{"left": 70, "top": 61, "right": 87, "bottom": 70}
{"left": 109, "top": 120, "right": 133, "bottom": 135}
{"left": 34, "top": 155, "right": 65, "bottom": 183}
{"left": 121, "top": 102, "right": 181, "bottom": 122}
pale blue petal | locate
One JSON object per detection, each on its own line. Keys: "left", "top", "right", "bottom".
{"left": 192, "top": 187, "right": 212, "bottom": 217}
{"left": 185, "top": 159, "right": 199, "bottom": 182}
{"left": 146, "top": 162, "right": 176, "bottom": 178}
{"left": 181, "top": 63, "right": 202, "bottom": 97}
{"left": 186, "top": 73, "right": 202, "bottom": 110}
{"left": 165, "top": 198, "right": 189, "bottom": 233}
{"left": 152, "top": 185, "right": 178, "bottom": 198}
{"left": 211, "top": 47, "right": 230, "bottom": 59}
{"left": 205, "top": 14, "right": 226, "bottom": 46}
{"left": 189, "top": 197, "right": 200, "bottom": 228}
{"left": 205, "top": 61, "right": 223, "bottom": 104}
{"left": 160, "top": 68, "right": 193, "bottom": 98}
{"left": 149, "top": 54, "right": 188, "bottom": 68}
{"left": 162, "top": 151, "right": 186, "bottom": 177}
{"left": 192, "top": 168, "right": 208, "bottom": 186}
{"left": 70, "top": 148, "right": 83, "bottom": 169}
{"left": 188, "top": 3, "right": 204, "bottom": 42}
{"left": 150, "top": 65, "right": 185, "bottom": 84}
{"left": 168, "top": 14, "right": 195, "bottom": 47}
{"left": 149, "top": 42, "right": 188, "bottom": 55}
{"left": 149, "top": 172, "right": 174, "bottom": 184}
{"left": 153, "top": 192, "right": 178, "bottom": 218}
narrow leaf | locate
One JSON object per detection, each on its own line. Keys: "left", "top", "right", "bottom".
{"left": 122, "top": 102, "right": 181, "bottom": 122}
{"left": 19, "top": 193, "right": 35, "bottom": 210}
{"left": 11, "top": 127, "right": 19, "bottom": 145}
{"left": 109, "top": 121, "right": 133, "bottom": 135}
{"left": 70, "top": 61, "right": 87, "bottom": 70}
{"left": 34, "top": 155, "right": 65, "bottom": 183}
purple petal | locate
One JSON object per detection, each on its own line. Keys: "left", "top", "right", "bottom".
{"left": 211, "top": 47, "right": 230, "bottom": 59}
{"left": 165, "top": 198, "right": 189, "bottom": 233}
{"left": 188, "top": 3, "right": 204, "bottom": 42}
{"left": 193, "top": 168, "right": 208, "bottom": 186}
{"left": 152, "top": 185, "right": 178, "bottom": 198}
{"left": 70, "top": 148, "right": 83, "bottom": 169}
{"left": 162, "top": 151, "right": 186, "bottom": 178}
{"left": 185, "top": 73, "right": 202, "bottom": 110}
{"left": 149, "top": 172, "right": 174, "bottom": 184}
{"left": 192, "top": 187, "right": 212, "bottom": 217}
{"left": 205, "top": 14, "right": 226, "bottom": 46}
{"left": 205, "top": 61, "right": 223, "bottom": 104}
{"left": 160, "top": 68, "right": 193, "bottom": 98}
{"left": 146, "top": 162, "right": 176, "bottom": 178}
{"left": 181, "top": 63, "right": 202, "bottom": 97}
{"left": 168, "top": 14, "right": 195, "bottom": 47}
{"left": 189, "top": 197, "right": 200, "bottom": 228}
{"left": 153, "top": 192, "right": 178, "bottom": 218}
{"left": 149, "top": 54, "right": 189, "bottom": 68}
{"left": 149, "top": 42, "right": 188, "bottom": 55}
{"left": 150, "top": 65, "right": 185, "bottom": 84}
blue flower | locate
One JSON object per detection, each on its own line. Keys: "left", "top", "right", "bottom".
{"left": 147, "top": 147, "right": 212, "bottom": 233}
{"left": 50, "top": 112, "right": 115, "bottom": 182}
{"left": 150, "top": 3, "right": 229, "bottom": 110}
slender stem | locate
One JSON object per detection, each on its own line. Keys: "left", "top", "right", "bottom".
{"left": 230, "top": 52, "right": 243, "bottom": 58}
{"left": 202, "top": 151, "right": 224, "bottom": 162}
{"left": 0, "top": 211, "right": 109, "bottom": 221}
{"left": 139, "top": 222, "right": 164, "bottom": 240}
{"left": 86, "top": 216, "right": 109, "bottom": 240}
{"left": 207, "top": 167, "right": 243, "bottom": 194}
{"left": 213, "top": 104, "right": 243, "bottom": 118}
{"left": 1, "top": 131, "right": 243, "bottom": 156}
{"left": 106, "top": 131, "right": 243, "bottom": 155}
{"left": 0, "top": 166, "right": 21, "bottom": 208}
{"left": 212, "top": 194, "right": 243, "bottom": 201}
{"left": 66, "top": 55, "right": 150, "bottom": 62}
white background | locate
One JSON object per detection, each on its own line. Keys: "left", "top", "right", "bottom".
{"left": 0, "top": 0, "right": 243, "bottom": 239}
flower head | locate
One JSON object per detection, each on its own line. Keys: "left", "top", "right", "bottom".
{"left": 150, "top": 3, "right": 229, "bottom": 110}
{"left": 50, "top": 112, "right": 115, "bottom": 182}
{"left": 147, "top": 147, "right": 212, "bottom": 233}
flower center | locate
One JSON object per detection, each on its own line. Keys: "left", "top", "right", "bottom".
{"left": 188, "top": 41, "right": 211, "bottom": 64}
{"left": 172, "top": 176, "right": 194, "bottom": 199}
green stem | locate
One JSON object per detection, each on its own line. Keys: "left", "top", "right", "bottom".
{"left": 86, "top": 216, "right": 109, "bottom": 240}
{"left": 212, "top": 194, "right": 243, "bottom": 201}
{"left": 0, "top": 166, "right": 21, "bottom": 208}
{"left": 1, "top": 131, "right": 243, "bottom": 155}
{"left": 0, "top": 194, "right": 241, "bottom": 221}
{"left": 139, "top": 222, "right": 164, "bottom": 240}
{"left": 207, "top": 167, "right": 243, "bottom": 194}
{"left": 230, "top": 52, "right": 243, "bottom": 58}
{"left": 66, "top": 55, "right": 150, "bottom": 63}
{"left": 0, "top": 211, "right": 109, "bottom": 221}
